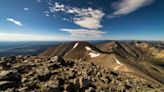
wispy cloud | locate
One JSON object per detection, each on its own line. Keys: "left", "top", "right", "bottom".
{"left": 73, "top": 9, "right": 104, "bottom": 29}
{"left": 6, "top": 18, "right": 23, "bottom": 26}
{"left": 61, "top": 29, "right": 106, "bottom": 38}
{"left": 46, "top": 14, "right": 50, "bottom": 16}
{"left": 0, "top": 33, "right": 73, "bottom": 41}
{"left": 0, "top": 33, "right": 31, "bottom": 37}
{"left": 109, "top": 0, "right": 154, "bottom": 18}
{"left": 49, "top": 2, "right": 105, "bottom": 29}
{"left": 48, "top": 2, "right": 106, "bottom": 39}
{"left": 24, "top": 8, "right": 29, "bottom": 11}
{"left": 45, "top": 11, "right": 50, "bottom": 17}
{"left": 36, "top": 0, "right": 42, "bottom": 3}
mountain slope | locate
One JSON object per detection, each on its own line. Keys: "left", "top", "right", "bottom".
{"left": 96, "top": 41, "right": 164, "bottom": 84}
{"left": 1, "top": 56, "right": 163, "bottom": 91}
{"left": 39, "top": 41, "right": 164, "bottom": 85}
{"left": 96, "top": 41, "right": 145, "bottom": 60}
{"left": 39, "top": 41, "right": 103, "bottom": 60}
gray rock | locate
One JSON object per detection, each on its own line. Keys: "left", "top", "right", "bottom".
{"left": 23, "top": 80, "right": 37, "bottom": 90}
{"left": 0, "top": 60, "right": 8, "bottom": 70}
{"left": 0, "top": 70, "right": 21, "bottom": 81}
{"left": 85, "top": 87, "right": 95, "bottom": 92}
{"left": 0, "top": 81, "right": 16, "bottom": 91}
{"left": 73, "top": 77, "right": 89, "bottom": 88}
{"left": 36, "top": 66, "right": 51, "bottom": 81}
{"left": 63, "top": 83, "right": 75, "bottom": 92}
{"left": 79, "top": 77, "right": 90, "bottom": 88}
{"left": 12, "top": 63, "right": 34, "bottom": 73}
{"left": 5, "top": 56, "right": 16, "bottom": 64}
{"left": 96, "top": 72, "right": 102, "bottom": 77}
{"left": 49, "top": 56, "right": 65, "bottom": 66}
{"left": 17, "top": 87, "right": 28, "bottom": 92}
{"left": 42, "top": 80, "right": 60, "bottom": 92}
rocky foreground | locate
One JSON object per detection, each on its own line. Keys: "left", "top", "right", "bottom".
{"left": 0, "top": 56, "right": 163, "bottom": 92}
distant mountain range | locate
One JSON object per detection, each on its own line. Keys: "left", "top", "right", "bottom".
{"left": 39, "top": 41, "right": 164, "bottom": 85}
{"left": 0, "top": 41, "right": 62, "bottom": 57}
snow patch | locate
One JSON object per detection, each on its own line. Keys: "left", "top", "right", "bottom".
{"left": 73, "top": 42, "right": 79, "bottom": 49}
{"left": 113, "top": 56, "right": 123, "bottom": 71}
{"left": 114, "top": 57, "right": 122, "bottom": 65}
{"left": 50, "top": 56, "right": 58, "bottom": 62}
{"left": 85, "top": 46, "right": 91, "bottom": 51}
{"left": 85, "top": 46, "right": 100, "bottom": 58}
{"left": 114, "top": 65, "right": 122, "bottom": 71}
{"left": 89, "top": 52, "right": 100, "bottom": 58}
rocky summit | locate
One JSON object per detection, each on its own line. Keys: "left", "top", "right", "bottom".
{"left": 0, "top": 56, "right": 163, "bottom": 92}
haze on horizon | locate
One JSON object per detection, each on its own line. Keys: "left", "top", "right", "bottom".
{"left": 0, "top": 0, "right": 164, "bottom": 41}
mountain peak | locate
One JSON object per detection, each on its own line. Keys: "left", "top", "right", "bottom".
{"left": 39, "top": 41, "right": 102, "bottom": 60}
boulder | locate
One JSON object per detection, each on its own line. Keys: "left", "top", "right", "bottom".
{"left": 36, "top": 66, "right": 51, "bottom": 81}
{"left": 0, "top": 70, "right": 21, "bottom": 81}
{"left": 12, "top": 63, "right": 34, "bottom": 73}
{"left": 48, "top": 56, "right": 66, "bottom": 69}
{"left": 85, "top": 87, "right": 95, "bottom": 92}
{"left": 49, "top": 56, "right": 65, "bottom": 66}
{"left": 79, "top": 77, "right": 90, "bottom": 88}
{"left": 5, "top": 56, "right": 17, "bottom": 64}
{"left": 63, "top": 83, "right": 76, "bottom": 92}
{"left": 42, "top": 80, "right": 60, "bottom": 92}
{"left": 73, "top": 77, "right": 90, "bottom": 89}
{"left": 0, "top": 81, "right": 16, "bottom": 91}
{"left": 0, "top": 60, "right": 8, "bottom": 70}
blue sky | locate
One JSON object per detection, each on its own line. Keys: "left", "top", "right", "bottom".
{"left": 0, "top": 0, "right": 164, "bottom": 41}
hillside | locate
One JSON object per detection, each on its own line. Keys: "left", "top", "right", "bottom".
{"left": 39, "top": 41, "right": 164, "bottom": 85}
{"left": 0, "top": 56, "right": 163, "bottom": 91}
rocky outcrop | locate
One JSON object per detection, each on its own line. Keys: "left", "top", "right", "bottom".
{"left": 0, "top": 70, "right": 21, "bottom": 90}
{"left": 0, "top": 56, "right": 163, "bottom": 92}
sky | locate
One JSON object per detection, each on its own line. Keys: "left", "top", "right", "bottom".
{"left": 0, "top": 0, "right": 164, "bottom": 41}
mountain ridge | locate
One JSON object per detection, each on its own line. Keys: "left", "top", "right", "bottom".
{"left": 39, "top": 41, "right": 164, "bottom": 85}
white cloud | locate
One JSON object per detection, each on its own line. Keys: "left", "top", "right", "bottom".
{"left": 109, "top": 0, "right": 154, "bottom": 18}
{"left": 48, "top": 2, "right": 106, "bottom": 39}
{"left": 45, "top": 11, "right": 49, "bottom": 13}
{"left": 45, "top": 11, "right": 50, "bottom": 16}
{"left": 62, "top": 18, "right": 71, "bottom": 22}
{"left": 49, "top": 2, "right": 105, "bottom": 29}
{"left": 73, "top": 17, "right": 102, "bottom": 30}
{"left": 61, "top": 29, "right": 106, "bottom": 38}
{"left": 24, "top": 8, "right": 29, "bottom": 11}
{"left": 6, "top": 18, "right": 22, "bottom": 26}
{"left": 49, "top": 2, "right": 65, "bottom": 12}
{"left": 36, "top": 0, "right": 41, "bottom": 3}
{"left": 73, "top": 9, "right": 104, "bottom": 29}
{"left": 46, "top": 14, "right": 50, "bottom": 16}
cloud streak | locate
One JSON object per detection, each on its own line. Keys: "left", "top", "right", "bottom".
{"left": 61, "top": 29, "right": 106, "bottom": 38}
{"left": 6, "top": 18, "right": 22, "bottom": 26}
{"left": 24, "top": 8, "right": 29, "bottom": 11}
{"left": 109, "top": 0, "right": 154, "bottom": 18}
{"left": 0, "top": 33, "right": 73, "bottom": 41}
{"left": 36, "top": 0, "right": 42, "bottom": 3}
{"left": 0, "top": 33, "right": 31, "bottom": 37}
